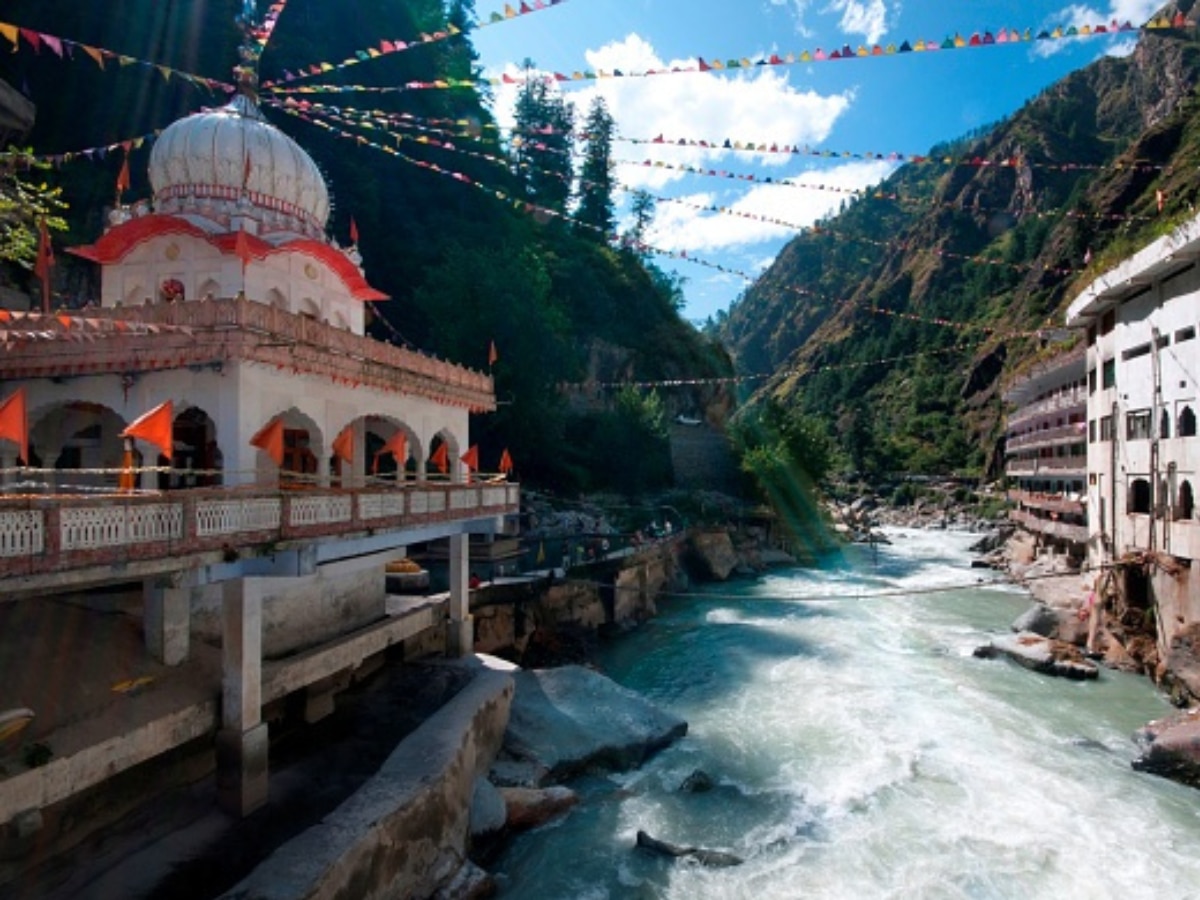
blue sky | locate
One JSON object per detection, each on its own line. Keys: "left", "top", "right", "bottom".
{"left": 470, "top": 0, "right": 1165, "bottom": 323}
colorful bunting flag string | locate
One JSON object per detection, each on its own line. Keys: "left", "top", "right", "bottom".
{"left": 284, "top": 102, "right": 1172, "bottom": 229}
{"left": 276, "top": 101, "right": 1060, "bottom": 343}
{"left": 30, "top": 128, "right": 164, "bottom": 168}
{"left": 285, "top": 98, "right": 1096, "bottom": 289}
{"left": 0, "top": 19, "right": 234, "bottom": 93}
{"left": 261, "top": 15, "right": 1189, "bottom": 98}
{"left": 260, "top": 0, "right": 572, "bottom": 90}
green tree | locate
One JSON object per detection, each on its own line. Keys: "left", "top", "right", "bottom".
{"left": 0, "top": 149, "right": 67, "bottom": 269}
{"left": 512, "top": 61, "right": 574, "bottom": 213}
{"left": 575, "top": 96, "right": 615, "bottom": 238}
{"left": 624, "top": 189, "right": 655, "bottom": 250}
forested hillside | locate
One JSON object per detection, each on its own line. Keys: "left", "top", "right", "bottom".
{"left": 719, "top": 5, "right": 1200, "bottom": 480}
{"left": 0, "top": 0, "right": 732, "bottom": 494}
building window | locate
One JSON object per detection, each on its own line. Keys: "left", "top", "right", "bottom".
{"left": 1099, "top": 415, "right": 1114, "bottom": 441}
{"left": 1181, "top": 481, "right": 1196, "bottom": 520}
{"left": 1161, "top": 410, "right": 1171, "bottom": 439}
{"left": 1102, "top": 358, "right": 1116, "bottom": 389}
{"left": 1176, "top": 326, "right": 1196, "bottom": 343}
{"left": 1088, "top": 368, "right": 1096, "bottom": 394}
{"left": 1100, "top": 309, "right": 1115, "bottom": 336}
{"left": 1180, "top": 406, "right": 1197, "bottom": 437}
{"left": 1088, "top": 420, "right": 1096, "bottom": 443}
{"left": 1121, "top": 343, "right": 1151, "bottom": 361}
{"left": 1129, "top": 478, "right": 1151, "bottom": 514}
{"left": 1126, "top": 410, "right": 1152, "bottom": 441}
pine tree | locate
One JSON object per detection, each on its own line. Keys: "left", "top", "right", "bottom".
{"left": 575, "top": 96, "right": 615, "bottom": 238}
{"left": 512, "top": 61, "right": 574, "bottom": 213}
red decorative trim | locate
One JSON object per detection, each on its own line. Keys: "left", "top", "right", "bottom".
{"left": 69, "top": 215, "right": 388, "bottom": 302}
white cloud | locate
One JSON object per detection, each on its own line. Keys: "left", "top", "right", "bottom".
{"left": 487, "top": 34, "right": 854, "bottom": 193}
{"left": 826, "top": 0, "right": 893, "bottom": 44}
{"left": 767, "top": 0, "right": 896, "bottom": 43}
{"left": 644, "top": 159, "right": 898, "bottom": 255}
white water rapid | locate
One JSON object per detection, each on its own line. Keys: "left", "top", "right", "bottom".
{"left": 493, "top": 528, "right": 1200, "bottom": 899}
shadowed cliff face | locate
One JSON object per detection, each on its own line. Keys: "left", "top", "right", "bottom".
{"left": 719, "top": 11, "right": 1200, "bottom": 478}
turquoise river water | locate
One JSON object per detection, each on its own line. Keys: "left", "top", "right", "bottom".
{"left": 492, "top": 527, "right": 1200, "bottom": 899}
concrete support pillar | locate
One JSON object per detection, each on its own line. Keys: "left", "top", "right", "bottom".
{"left": 143, "top": 577, "right": 191, "bottom": 666}
{"left": 218, "top": 578, "right": 268, "bottom": 816}
{"left": 447, "top": 532, "right": 473, "bottom": 658}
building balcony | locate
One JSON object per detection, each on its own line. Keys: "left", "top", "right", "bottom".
{"left": 1009, "top": 508, "right": 1088, "bottom": 543}
{"left": 1007, "top": 489, "right": 1085, "bottom": 518}
{"left": 1006, "top": 391, "right": 1088, "bottom": 432}
{"left": 0, "top": 480, "right": 519, "bottom": 590}
{"left": 0, "top": 298, "right": 496, "bottom": 413}
{"left": 1005, "top": 424, "right": 1088, "bottom": 452}
{"left": 1005, "top": 456, "right": 1088, "bottom": 477}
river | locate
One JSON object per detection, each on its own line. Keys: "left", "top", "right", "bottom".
{"left": 492, "top": 527, "right": 1200, "bottom": 899}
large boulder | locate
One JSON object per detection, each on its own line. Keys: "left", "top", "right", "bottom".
{"left": 686, "top": 530, "right": 739, "bottom": 581}
{"left": 494, "top": 665, "right": 687, "bottom": 786}
{"left": 1133, "top": 707, "right": 1200, "bottom": 789}
{"left": 1162, "top": 623, "right": 1200, "bottom": 706}
{"left": 1011, "top": 603, "right": 1060, "bottom": 637}
{"left": 498, "top": 786, "right": 578, "bottom": 831}
{"left": 974, "top": 632, "right": 1099, "bottom": 680}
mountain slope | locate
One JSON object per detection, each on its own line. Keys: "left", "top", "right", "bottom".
{"left": 719, "top": 12, "right": 1200, "bottom": 478}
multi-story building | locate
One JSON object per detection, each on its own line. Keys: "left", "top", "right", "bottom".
{"left": 1003, "top": 344, "right": 1089, "bottom": 561}
{"left": 1066, "top": 215, "right": 1200, "bottom": 646}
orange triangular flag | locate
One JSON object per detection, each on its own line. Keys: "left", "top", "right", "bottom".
{"left": 121, "top": 400, "right": 174, "bottom": 460}
{"left": 498, "top": 448, "right": 513, "bottom": 474}
{"left": 0, "top": 388, "right": 29, "bottom": 464}
{"left": 332, "top": 426, "right": 354, "bottom": 465}
{"left": 430, "top": 442, "right": 449, "bottom": 474}
{"left": 234, "top": 227, "right": 253, "bottom": 268}
{"left": 460, "top": 445, "right": 479, "bottom": 470}
{"left": 116, "top": 154, "right": 131, "bottom": 195}
{"left": 250, "top": 417, "right": 285, "bottom": 466}
{"left": 488, "top": 339, "right": 498, "bottom": 367}
{"left": 372, "top": 430, "right": 407, "bottom": 473}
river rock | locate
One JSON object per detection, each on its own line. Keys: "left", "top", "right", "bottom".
{"left": 1132, "top": 707, "right": 1200, "bottom": 789}
{"left": 494, "top": 665, "right": 688, "bottom": 786}
{"left": 635, "top": 830, "right": 743, "bottom": 867}
{"left": 498, "top": 785, "right": 579, "bottom": 830}
{"left": 974, "top": 632, "right": 1099, "bottom": 680}
{"left": 686, "top": 530, "right": 739, "bottom": 581}
{"left": 1011, "top": 603, "right": 1060, "bottom": 637}
{"left": 679, "top": 769, "right": 715, "bottom": 793}
{"left": 469, "top": 776, "right": 506, "bottom": 838}
{"left": 1161, "top": 623, "right": 1200, "bottom": 706}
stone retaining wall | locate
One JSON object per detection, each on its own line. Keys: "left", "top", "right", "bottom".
{"left": 219, "top": 661, "right": 514, "bottom": 900}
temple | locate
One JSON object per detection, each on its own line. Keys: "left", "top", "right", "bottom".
{"left": 0, "top": 85, "right": 517, "bottom": 837}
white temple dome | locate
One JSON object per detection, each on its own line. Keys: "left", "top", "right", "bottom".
{"left": 148, "top": 93, "right": 330, "bottom": 238}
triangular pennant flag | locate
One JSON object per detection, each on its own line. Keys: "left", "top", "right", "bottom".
{"left": 116, "top": 154, "right": 131, "bottom": 195}
{"left": 350, "top": 216, "right": 359, "bottom": 244}
{"left": 488, "top": 339, "right": 498, "bottom": 367}
{"left": 373, "top": 430, "right": 407, "bottom": 474}
{"left": 460, "top": 445, "right": 479, "bottom": 471}
{"left": 332, "top": 426, "right": 354, "bottom": 465}
{"left": 0, "top": 24, "right": 17, "bottom": 50}
{"left": 430, "top": 442, "right": 449, "bottom": 474}
{"left": 122, "top": 400, "right": 174, "bottom": 460}
{"left": 234, "top": 227, "right": 253, "bottom": 268}
{"left": 0, "top": 387, "right": 29, "bottom": 463}
{"left": 250, "top": 417, "right": 285, "bottom": 465}
{"left": 498, "top": 448, "right": 513, "bottom": 475}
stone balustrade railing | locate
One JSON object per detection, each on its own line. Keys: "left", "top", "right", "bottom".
{"left": 0, "top": 481, "right": 519, "bottom": 581}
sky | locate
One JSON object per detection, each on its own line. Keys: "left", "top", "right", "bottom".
{"left": 469, "top": 0, "right": 1167, "bottom": 324}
